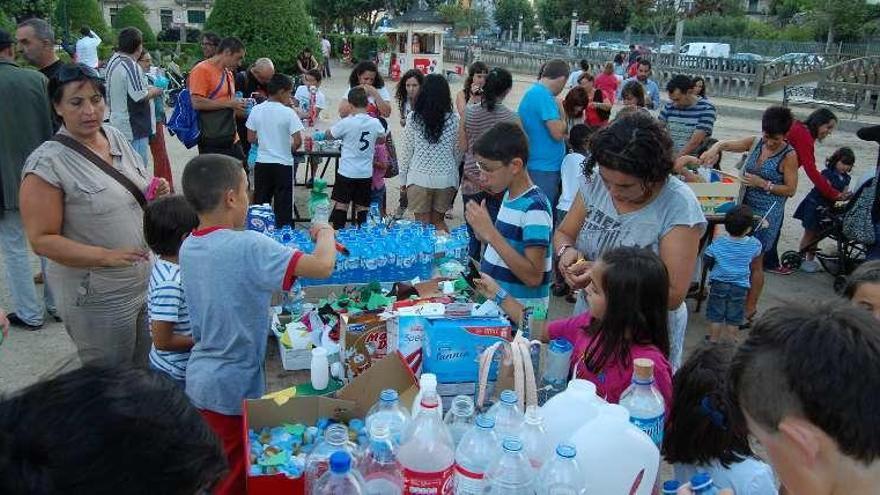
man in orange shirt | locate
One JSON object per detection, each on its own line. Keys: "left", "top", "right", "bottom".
{"left": 188, "top": 37, "right": 247, "bottom": 159}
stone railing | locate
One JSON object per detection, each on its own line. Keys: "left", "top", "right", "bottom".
{"left": 819, "top": 56, "right": 880, "bottom": 115}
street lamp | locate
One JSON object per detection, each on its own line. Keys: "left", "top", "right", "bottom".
{"left": 517, "top": 14, "right": 523, "bottom": 43}
{"left": 569, "top": 11, "right": 578, "bottom": 47}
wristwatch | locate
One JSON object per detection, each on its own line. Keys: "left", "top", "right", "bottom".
{"left": 493, "top": 287, "right": 509, "bottom": 307}
{"left": 557, "top": 244, "right": 573, "bottom": 259}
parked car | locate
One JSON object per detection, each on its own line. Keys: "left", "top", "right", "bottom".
{"left": 731, "top": 52, "right": 766, "bottom": 62}
{"left": 659, "top": 44, "right": 676, "bottom": 54}
{"left": 680, "top": 42, "right": 731, "bottom": 58}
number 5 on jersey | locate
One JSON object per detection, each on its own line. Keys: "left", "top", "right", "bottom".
{"left": 359, "top": 131, "right": 371, "bottom": 151}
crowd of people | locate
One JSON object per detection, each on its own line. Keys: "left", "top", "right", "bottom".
{"left": 1, "top": 19, "right": 880, "bottom": 495}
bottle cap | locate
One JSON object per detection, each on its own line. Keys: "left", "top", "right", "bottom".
{"left": 419, "top": 373, "right": 437, "bottom": 391}
{"left": 380, "top": 389, "right": 399, "bottom": 402}
{"left": 499, "top": 389, "right": 517, "bottom": 404}
{"left": 555, "top": 443, "right": 576, "bottom": 458}
{"left": 329, "top": 451, "right": 351, "bottom": 473}
{"left": 549, "top": 338, "right": 573, "bottom": 353}
{"left": 502, "top": 437, "right": 523, "bottom": 452}
{"left": 662, "top": 480, "right": 682, "bottom": 493}
{"left": 690, "top": 472, "right": 712, "bottom": 490}
{"left": 475, "top": 414, "right": 495, "bottom": 429}
{"left": 633, "top": 358, "right": 655, "bottom": 381}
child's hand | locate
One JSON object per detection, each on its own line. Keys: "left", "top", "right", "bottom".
{"left": 564, "top": 258, "right": 593, "bottom": 290}
{"left": 473, "top": 272, "right": 501, "bottom": 300}
{"left": 464, "top": 199, "right": 494, "bottom": 242}
{"left": 309, "top": 223, "right": 334, "bottom": 241}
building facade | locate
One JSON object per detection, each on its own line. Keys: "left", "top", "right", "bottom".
{"left": 100, "top": 0, "right": 213, "bottom": 34}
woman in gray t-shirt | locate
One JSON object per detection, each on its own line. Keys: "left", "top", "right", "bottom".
{"left": 554, "top": 113, "right": 706, "bottom": 369}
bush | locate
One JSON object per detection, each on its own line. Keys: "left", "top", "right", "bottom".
{"left": 54, "top": 0, "right": 110, "bottom": 40}
{"left": 144, "top": 41, "right": 202, "bottom": 70}
{"left": 112, "top": 4, "right": 155, "bottom": 43}
{"left": 205, "top": 0, "right": 319, "bottom": 74}
{"left": 325, "top": 33, "right": 389, "bottom": 61}
{"left": 0, "top": 10, "right": 14, "bottom": 32}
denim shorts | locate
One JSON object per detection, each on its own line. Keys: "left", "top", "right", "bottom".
{"left": 705, "top": 281, "right": 749, "bottom": 325}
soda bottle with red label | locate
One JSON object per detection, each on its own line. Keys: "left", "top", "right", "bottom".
{"left": 399, "top": 384, "right": 455, "bottom": 494}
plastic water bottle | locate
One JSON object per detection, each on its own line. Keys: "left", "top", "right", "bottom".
{"left": 305, "top": 424, "right": 359, "bottom": 490}
{"left": 411, "top": 373, "right": 443, "bottom": 420}
{"left": 486, "top": 390, "right": 524, "bottom": 439}
{"left": 283, "top": 280, "right": 305, "bottom": 318}
{"left": 484, "top": 437, "right": 535, "bottom": 494}
{"left": 313, "top": 451, "right": 365, "bottom": 494}
{"left": 366, "top": 389, "right": 410, "bottom": 445}
{"left": 368, "top": 201, "right": 382, "bottom": 228}
{"left": 454, "top": 414, "right": 499, "bottom": 495}
{"left": 519, "top": 405, "right": 550, "bottom": 470}
{"left": 537, "top": 443, "right": 585, "bottom": 495}
{"left": 619, "top": 358, "right": 666, "bottom": 448}
{"left": 540, "top": 339, "right": 574, "bottom": 405}
{"left": 662, "top": 480, "right": 682, "bottom": 494}
{"left": 399, "top": 385, "right": 455, "bottom": 494}
{"left": 443, "top": 395, "right": 475, "bottom": 448}
{"left": 690, "top": 473, "right": 720, "bottom": 495}
{"left": 361, "top": 420, "right": 403, "bottom": 495}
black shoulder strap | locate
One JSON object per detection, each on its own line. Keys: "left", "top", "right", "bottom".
{"left": 52, "top": 134, "right": 147, "bottom": 210}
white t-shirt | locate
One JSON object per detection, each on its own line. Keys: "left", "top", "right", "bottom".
{"left": 330, "top": 113, "right": 386, "bottom": 179}
{"left": 321, "top": 38, "right": 332, "bottom": 57}
{"left": 558, "top": 152, "right": 586, "bottom": 212}
{"left": 343, "top": 85, "right": 392, "bottom": 113}
{"left": 294, "top": 85, "right": 327, "bottom": 112}
{"left": 245, "top": 101, "right": 305, "bottom": 166}
{"left": 566, "top": 69, "right": 583, "bottom": 89}
{"left": 76, "top": 31, "right": 101, "bottom": 68}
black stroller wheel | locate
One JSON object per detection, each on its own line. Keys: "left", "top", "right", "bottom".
{"left": 781, "top": 250, "right": 803, "bottom": 270}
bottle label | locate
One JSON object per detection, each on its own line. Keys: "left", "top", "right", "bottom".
{"left": 453, "top": 464, "right": 484, "bottom": 495}
{"left": 631, "top": 413, "right": 665, "bottom": 447}
{"left": 403, "top": 465, "right": 454, "bottom": 494}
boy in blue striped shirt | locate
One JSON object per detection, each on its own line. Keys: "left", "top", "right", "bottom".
{"left": 704, "top": 205, "right": 762, "bottom": 343}
{"left": 465, "top": 122, "right": 553, "bottom": 311}
{"left": 143, "top": 196, "right": 200, "bottom": 387}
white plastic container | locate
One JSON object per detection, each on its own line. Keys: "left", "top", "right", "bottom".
{"left": 540, "top": 379, "right": 602, "bottom": 448}
{"left": 454, "top": 414, "right": 500, "bottom": 495}
{"left": 310, "top": 347, "right": 330, "bottom": 391}
{"left": 484, "top": 437, "right": 536, "bottom": 494}
{"left": 519, "top": 405, "right": 550, "bottom": 470}
{"left": 399, "top": 387, "right": 455, "bottom": 494}
{"left": 570, "top": 404, "right": 660, "bottom": 495}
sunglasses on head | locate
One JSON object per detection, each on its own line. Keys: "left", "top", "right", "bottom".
{"left": 56, "top": 63, "right": 102, "bottom": 84}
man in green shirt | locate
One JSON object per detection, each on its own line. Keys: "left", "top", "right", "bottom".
{"left": 0, "top": 30, "right": 55, "bottom": 330}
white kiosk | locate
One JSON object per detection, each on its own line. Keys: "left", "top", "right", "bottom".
{"left": 379, "top": 6, "right": 450, "bottom": 78}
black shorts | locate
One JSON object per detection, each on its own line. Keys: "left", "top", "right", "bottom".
{"left": 331, "top": 173, "right": 372, "bottom": 208}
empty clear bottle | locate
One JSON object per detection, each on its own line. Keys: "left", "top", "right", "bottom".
{"left": 399, "top": 385, "right": 455, "bottom": 494}
{"left": 366, "top": 389, "right": 410, "bottom": 445}
{"left": 690, "top": 472, "right": 720, "bottom": 495}
{"left": 540, "top": 339, "right": 574, "bottom": 405}
{"left": 484, "top": 437, "right": 535, "bottom": 495}
{"left": 619, "top": 358, "right": 666, "bottom": 448}
{"left": 443, "top": 395, "right": 475, "bottom": 448}
{"left": 454, "top": 414, "right": 500, "bottom": 495}
{"left": 361, "top": 420, "right": 403, "bottom": 495}
{"left": 305, "top": 424, "right": 359, "bottom": 490}
{"left": 537, "top": 443, "right": 585, "bottom": 495}
{"left": 312, "top": 451, "right": 365, "bottom": 494}
{"left": 486, "top": 389, "right": 524, "bottom": 439}
{"left": 520, "top": 405, "right": 550, "bottom": 470}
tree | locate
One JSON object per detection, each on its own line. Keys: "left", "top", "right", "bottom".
{"left": 629, "top": 0, "right": 685, "bottom": 39}
{"left": 112, "top": 4, "right": 155, "bottom": 43}
{"left": 206, "top": 0, "right": 319, "bottom": 74}
{"left": 438, "top": 3, "right": 488, "bottom": 35}
{"left": 495, "top": 0, "right": 535, "bottom": 39}
{"left": 54, "top": 0, "right": 110, "bottom": 41}
{"left": 2, "top": 0, "right": 53, "bottom": 22}
{"left": 1, "top": 10, "right": 15, "bottom": 31}
{"left": 808, "top": 0, "right": 869, "bottom": 48}
{"left": 536, "top": 0, "right": 577, "bottom": 38}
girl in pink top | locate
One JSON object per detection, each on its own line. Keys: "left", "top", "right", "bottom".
{"left": 474, "top": 246, "right": 673, "bottom": 413}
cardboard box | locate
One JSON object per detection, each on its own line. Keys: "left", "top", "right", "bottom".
{"left": 387, "top": 315, "right": 429, "bottom": 375}
{"left": 422, "top": 317, "right": 512, "bottom": 383}
{"left": 245, "top": 353, "right": 419, "bottom": 495}
{"left": 276, "top": 340, "right": 312, "bottom": 371}
{"left": 339, "top": 313, "right": 389, "bottom": 378}
{"left": 687, "top": 182, "right": 742, "bottom": 216}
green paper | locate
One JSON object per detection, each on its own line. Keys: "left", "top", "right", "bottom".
{"left": 366, "top": 292, "right": 395, "bottom": 311}
{"left": 259, "top": 452, "right": 288, "bottom": 466}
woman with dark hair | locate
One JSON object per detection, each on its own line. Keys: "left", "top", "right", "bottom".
{"left": 692, "top": 76, "right": 707, "bottom": 99}
{"left": 701, "top": 106, "right": 799, "bottom": 322}
{"left": 338, "top": 60, "right": 391, "bottom": 118}
{"left": 455, "top": 61, "right": 488, "bottom": 117}
{"left": 19, "top": 64, "right": 170, "bottom": 366}
{"left": 296, "top": 48, "right": 319, "bottom": 75}
{"left": 845, "top": 260, "right": 880, "bottom": 320}
{"left": 618, "top": 79, "right": 648, "bottom": 115}
{"left": 577, "top": 72, "right": 611, "bottom": 127}
{"left": 458, "top": 67, "right": 518, "bottom": 260}
{"left": 394, "top": 69, "right": 424, "bottom": 128}
{"left": 554, "top": 112, "right": 706, "bottom": 370}
{"left": 399, "top": 74, "right": 461, "bottom": 231}
{"left": 562, "top": 87, "right": 588, "bottom": 131}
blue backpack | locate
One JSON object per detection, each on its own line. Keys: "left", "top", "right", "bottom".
{"left": 167, "top": 75, "right": 228, "bottom": 149}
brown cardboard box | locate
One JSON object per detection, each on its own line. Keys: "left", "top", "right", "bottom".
{"left": 339, "top": 313, "right": 389, "bottom": 378}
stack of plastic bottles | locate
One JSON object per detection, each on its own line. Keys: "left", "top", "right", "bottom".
{"left": 268, "top": 216, "right": 470, "bottom": 287}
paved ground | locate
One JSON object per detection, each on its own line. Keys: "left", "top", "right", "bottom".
{"left": 1, "top": 60, "right": 875, "bottom": 396}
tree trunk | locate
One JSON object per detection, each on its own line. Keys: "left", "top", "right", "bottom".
{"left": 825, "top": 23, "right": 834, "bottom": 53}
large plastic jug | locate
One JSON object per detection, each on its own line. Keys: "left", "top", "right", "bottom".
{"left": 570, "top": 404, "right": 660, "bottom": 495}
{"left": 540, "top": 379, "right": 602, "bottom": 448}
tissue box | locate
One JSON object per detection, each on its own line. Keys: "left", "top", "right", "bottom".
{"left": 422, "top": 317, "right": 512, "bottom": 383}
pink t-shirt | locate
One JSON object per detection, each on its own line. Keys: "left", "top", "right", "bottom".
{"left": 372, "top": 143, "right": 389, "bottom": 190}
{"left": 548, "top": 312, "right": 673, "bottom": 415}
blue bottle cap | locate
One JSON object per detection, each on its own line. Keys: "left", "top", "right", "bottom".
{"left": 690, "top": 472, "right": 712, "bottom": 490}
{"left": 502, "top": 437, "right": 523, "bottom": 452}
{"left": 555, "top": 443, "right": 576, "bottom": 458}
{"left": 380, "top": 389, "right": 399, "bottom": 402}
{"left": 329, "top": 451, "right": 351, "bottom": 474}
{"left": 349, "top": 418, "right": 365, "bottom": 432}
{"left": 499, "top": 389, "right": 517, "bottom": 404}
{"left": 475, "top": 414, "right": 495, "bottom": 429}
{"left": 549, "top": 338, "right": 574, "bottom": 353}
{"left": 662, "top": 480, "right": 682, "bottom": 493}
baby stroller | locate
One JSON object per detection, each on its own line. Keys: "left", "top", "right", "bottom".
{"left": 781, "top": 124, "right": 880, "bottom": 292}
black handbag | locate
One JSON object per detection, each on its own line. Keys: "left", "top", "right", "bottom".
{"left": 198, "top": 72, "right": 236, "bottom": 148}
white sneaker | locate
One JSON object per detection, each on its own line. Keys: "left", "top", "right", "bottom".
{"left": 801, "top": 259, "right": 822, "bottom": 273}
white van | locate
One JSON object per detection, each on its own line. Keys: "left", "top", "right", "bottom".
{"left": 680, "top": 42, "right": 731, "bottom": 58}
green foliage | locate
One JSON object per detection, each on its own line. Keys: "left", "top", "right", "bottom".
{"left": 0, "top": 10, "right": 15, "bottom": 32}
{"left": 495, "top": 0, "right": 536, "bottom": 38}
{"left": 112, "top": 4, "right": 155, "bottom": 43}
{"left": 325, "top": 33, "right": 388, "bottom": 61}
{"left": 437, "top": 3, "right": 488, "bottom": 35}
{"left": 54, "top": 0, "right": 110, "bottom": 40}
{"left": 536, "top": 0, "right": 577, "bottom": 38}
{"left": 206, "top": 0, "right": 319, "bottom": 74}
{"left": 682, "top": 13, "right": 818, "bottom": 41}
{"left": 2, "top": 0, "right": 53, "bottom": 21}
{"left": 144, "top": 41, "right": 202, "bottom": 70}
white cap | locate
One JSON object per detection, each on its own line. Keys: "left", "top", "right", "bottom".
{"left": 419, "top": 373, "right": 437, "bottom": 392}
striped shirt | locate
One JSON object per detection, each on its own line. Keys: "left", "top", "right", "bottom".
{"left": 658, "top": 98, "right": 716, "bottom": 154}
{"left": 462, "top": 103, "right": 518, "bottom": 195}
{"left": 148, "top": 258, "right": 192, "bottom": 381}
{"left": 106, "top": 51, "right": 152, "bottom": 140}
{"left": 704, "top": 235, "right": 762, "bottom": 288}
{"left": 481, "top": 185, "right": 553, "bottom": 309}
